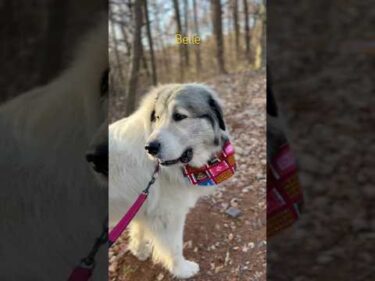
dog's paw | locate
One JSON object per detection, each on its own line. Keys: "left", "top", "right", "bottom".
{"left": 172, "top": 260, "right": 200, "bottom": 279}
{"left": 128, "top": 242, "right": 152, "bottom": 261}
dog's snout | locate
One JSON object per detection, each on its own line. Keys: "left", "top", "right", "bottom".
{"left": 86, "top": 144, "right": 108, "bottom": 176}
{"left": 145, "top": 141, "right": 160, "bottom": 156}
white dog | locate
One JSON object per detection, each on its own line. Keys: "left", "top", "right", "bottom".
{"left": 109, "top": 84, "right": 231, "bottom": 279}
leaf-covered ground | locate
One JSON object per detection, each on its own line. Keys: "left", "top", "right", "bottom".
{"left": 109, "top": 71, "right": 267, "bottom": 281}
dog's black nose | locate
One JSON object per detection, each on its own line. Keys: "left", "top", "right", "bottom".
{"left": 86, "top": 144, "right": 108, "bottom": 176}
{"left": 145, "top": 141, "right": 160, "bottom": 156}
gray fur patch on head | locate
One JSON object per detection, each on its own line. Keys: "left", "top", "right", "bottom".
{"left": 173, "top": 84, "right": 226, "bottom": 145}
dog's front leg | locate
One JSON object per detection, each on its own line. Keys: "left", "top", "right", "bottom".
{"left": 128, "top": 220, "right": 152, "bottom": 261}
{"left": 151, "top": 212, "right": 199, "bottom": 279}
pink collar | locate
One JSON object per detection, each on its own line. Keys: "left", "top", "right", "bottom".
{"left": 183, "top": 140, "right": 236, "bottom": 186}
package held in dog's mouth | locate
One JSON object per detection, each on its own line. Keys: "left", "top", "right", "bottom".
{"left": 267, "top": 144, "right": 304, "bottom": 237}
{"left": 182, "top": 140, "right": 236, "bottom": 186}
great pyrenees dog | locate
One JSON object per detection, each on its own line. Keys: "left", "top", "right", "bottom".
{"left": 109, "top": 84, "right": 231, "bottom": 279}
{"left": 0, "top": 21, "right": 108, "bottom": 280}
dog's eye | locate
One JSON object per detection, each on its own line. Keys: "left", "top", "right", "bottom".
{"left": 173, "top": 113, "right": 187, "bottom": 121}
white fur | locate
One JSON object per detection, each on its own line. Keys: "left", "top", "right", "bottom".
{"left": 109, "top": 85, "right": 227, "bottom": 279}
{"left": 0, "top": 22, "right": 107, "bottom": 280}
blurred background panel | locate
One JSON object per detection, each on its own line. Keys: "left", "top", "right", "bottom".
{"left": 268, "top": 0, "right": 375, "bottom": 280}
{"left": 0, "top": 1, "right": 108, "bottom": 280}
{"left": 0, "top": 0, "right": 106, "bottom": 103}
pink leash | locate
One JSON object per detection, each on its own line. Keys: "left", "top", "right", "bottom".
{"left": 109, "top": 192, "right": 147, "bottom": 245}
{"left": 68, "top": 163, "right": 160, "bottom": 281}
{"left": 109, "top": 163, "right": 160, "bottom": 245}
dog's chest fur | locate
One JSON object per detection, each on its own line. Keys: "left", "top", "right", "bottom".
{"left": 155, "top": 171, "right": 214, "bottom": 212}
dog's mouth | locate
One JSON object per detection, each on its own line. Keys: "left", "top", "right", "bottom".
{"left": 160, "top": 148, "right": 193, "bottom": 166}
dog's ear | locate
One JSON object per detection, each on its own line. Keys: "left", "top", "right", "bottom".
{"left": 209, "top": 97, "right": 226, "bottom": 131}
{"left": 150, "top": 110, "right": 156, "bottom": 122}
{"left": 139, "top": 86, "right": 161, "bottom": 134}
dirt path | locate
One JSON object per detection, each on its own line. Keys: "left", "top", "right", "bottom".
{"left": 109, "top": 71, "right": 266, "bottom": 281}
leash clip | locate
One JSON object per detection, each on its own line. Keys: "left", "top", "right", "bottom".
{"left": 143, "top": 162, "right": 160, "bottom": 193}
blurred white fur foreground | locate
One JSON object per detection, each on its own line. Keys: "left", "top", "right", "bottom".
{"left": 0, "top": 21, "right": 107, "bottom": 280}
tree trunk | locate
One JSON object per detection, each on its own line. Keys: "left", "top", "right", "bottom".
{"left": 153, "top": 1, "right": 170, "bottom": 75}
{"left": 183, "top": 0, "right": 190, "bottom": 66}
{"left": 243, "top": 0, "right": 251, "bottom": 62}
{"left": 144, "top": 0, "right": 157, "bottom": 85}
{"left": 109, "top": 15, "right": 124, "bottom": 96}
{"left": 192, "top": 0, "right": 202, "bottom": 73}
{"left": 127, "top": 0, "right": 144, "bottom": 114}
{"left": 120, "top": 25, "right": 132, "bottom": 57}
{"left": 172, "top": 0, "right": 185, "bottom": 80}
{"left": 253, "top": 2, "right": 266, "bottom": 69}
{"left": 232, "top": 0, "right": 240, "bottom": 60}
{"left": 261, "top": 1, "right": 267, "bottom": 69}
{"left": 211, "top": 0, "right": 226, "bottom": 74}
{"left": 140, "top": 40, "right": 150, "bottom": 79}
{"left": 152, "top": 0, "right": 170, "bottom": 76}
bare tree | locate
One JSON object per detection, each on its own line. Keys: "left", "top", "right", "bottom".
{"left": 152, "top": 0, "right": 170, "bottom": 74}
{"left": 116, "top": 1, "right": 133, "bottom": 57}
{"left": 231, "top": 0, "right": 240, "bottom": 60}
{"left": 183, "top": 0, "right": 190, "bottom": 66}
{"left": 118, "top": 20, "right": 132, "bottom": 57}
{"left": 127, "top": 0, "right": 144, "bottom": 114}
{"left": 243, "top": 0, "right": 251, "bottom": 62}
{"left": 252, "top": 1, "right": 266, "bottom": 69}
{"left": 172, "top": 0, "right": 185, "bottom": 80}
{"left": 110, "top": 13, "right": 124, "bottom": 84}
{"left": 211, "top": 0, "right": 226, "bottom": 73}
{"left": 192, "top": 0, "right": 202, "bottom": 73}
{"left": 140, "top": 40, "right": 151, "bottom": 78}
{"left": 144, "top": 0, "right": 157, "bottom": 85}
{"left": 261, "top": 0, "right": 266, "bottom": 68}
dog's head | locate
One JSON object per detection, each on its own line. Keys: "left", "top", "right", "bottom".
{"left": 143, "top": 84, "right": 228, "bottom": 167}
